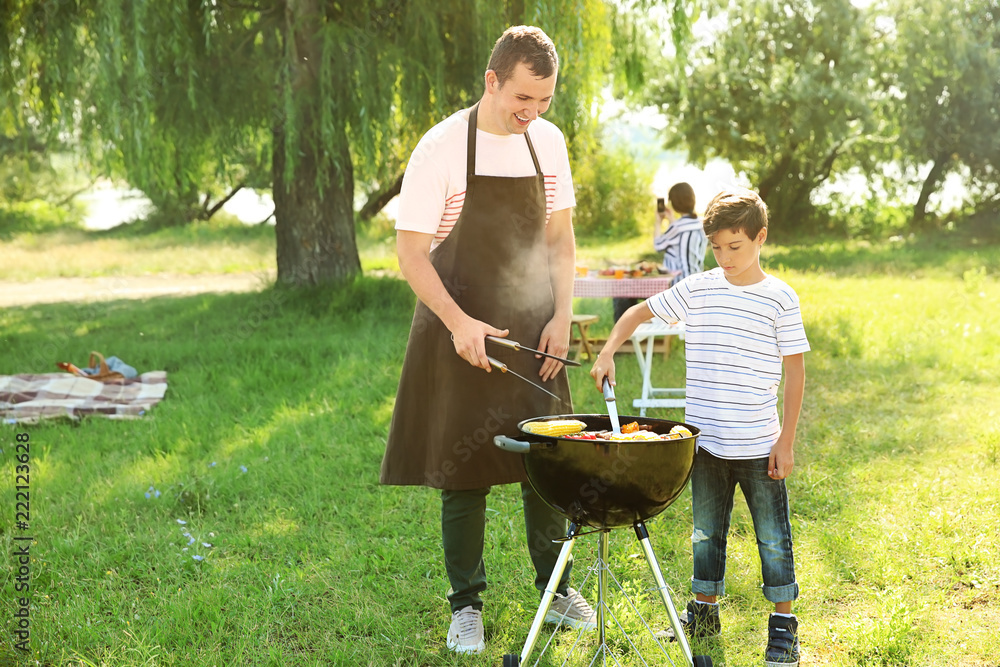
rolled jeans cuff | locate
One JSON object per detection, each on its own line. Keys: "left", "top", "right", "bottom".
{"left": 762, "top": 581, "right": 799, "bottom": 605}
{"left": 691, "top": 576, "right": 725, "bottom": 598}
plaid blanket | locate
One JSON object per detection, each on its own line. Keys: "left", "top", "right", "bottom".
{"left": 1, "top": 372, "right": 168, "bottom": 424}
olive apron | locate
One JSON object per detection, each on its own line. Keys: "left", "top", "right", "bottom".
{"left": 381, "top": 103, "right": 572, "bottom": 491}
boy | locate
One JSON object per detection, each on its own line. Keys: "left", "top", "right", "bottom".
{"left": 590, "top": 188, "right": 808, "bottom": 666}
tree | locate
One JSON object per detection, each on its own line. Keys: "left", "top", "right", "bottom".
{"left": 1, "top": 0, "right": 619, "bottom": 286}
{"left": 877, "top": 0, "right": 1000, "bottom": 224}
{"left": 651, "top": 0, "right": 879, "bottom": 230}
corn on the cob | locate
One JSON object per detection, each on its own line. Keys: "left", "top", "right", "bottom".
{"left": 523, "top": 419, "right": 587, "bottom": 436}
{"left": 669, "top": 425, "right": 693, "bottom": 437}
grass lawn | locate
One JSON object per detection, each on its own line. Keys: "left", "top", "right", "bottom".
{"left": 1, "top": 224, "right": 998, "bottom": 666}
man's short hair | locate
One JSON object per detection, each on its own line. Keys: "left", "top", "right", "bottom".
{"left": 487, "top": 26, "right": 558, "bottom": 86}
{"left": 668, "top": 182, "right": 696, "bottom": 215}
{"left": 703, "top": 188, "right": 769, "bottom": 240}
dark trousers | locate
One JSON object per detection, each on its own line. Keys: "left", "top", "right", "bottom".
{"left": 613, "top": 298, "right": 639, "bottom": 322}
{"left": 442, "top": 483, "right": 572, "bottom": 612}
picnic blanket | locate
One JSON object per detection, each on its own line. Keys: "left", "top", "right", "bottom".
{"left": 1, "top": 372, "right": 168, "bottom": 424}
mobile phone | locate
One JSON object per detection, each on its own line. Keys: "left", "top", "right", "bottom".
{"left": 656, "top": 197, "right": 666, "bottom": 213}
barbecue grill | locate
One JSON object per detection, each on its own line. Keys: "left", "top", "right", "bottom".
{"left": 493, "top": 382, "right": 712, "bottom": 666}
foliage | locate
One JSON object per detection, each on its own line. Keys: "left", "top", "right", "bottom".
{"left": 873, "top": 0, "right": 1000, "bottom": 224}
{"left": 653, "top": 0, "right": 879, "bottom": 232}
{"left": 808, "top": 198, "right": 910, "bottom": 240}
{"left": 0, "top": 199, "right": 81, "bottom": 240}
{"left": 573, "top": 141, "right": 657, "bottom": 240}
{"left": 0, "top": 131, "right": 94, "bottom": 212}
{"left": 0, "top": 0, "right": 637, "bottom": 283}
{"left": 607, "top": 0, "right": 697, "bottom": 100}
{"left": 1, "top": 240, "right": 999, "bottom": 665}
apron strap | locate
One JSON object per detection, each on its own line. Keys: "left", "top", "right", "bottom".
{"left": 467, "top": 102, "right": 543, "bottom": 177}
{"left": 467, "top": 103, "right": 479, "bottom": 177}
{"left": 523, "top": 129, "right": 542, "bottom": 175}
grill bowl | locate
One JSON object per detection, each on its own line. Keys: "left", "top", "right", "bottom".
{"left": 495, "top": 413, "right": 700, "bottom": 529}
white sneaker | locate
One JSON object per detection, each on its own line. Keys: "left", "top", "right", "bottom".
{"left": 447, "top": 606, "right": 486, "bottom": 654}
{"left": 544, "top": 587, "right": 597, "bottom": 631}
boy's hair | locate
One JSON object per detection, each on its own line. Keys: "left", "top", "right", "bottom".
{"left": 668, "top": 182, "right": 696, "bottom": 215}
{"left": 702, "top": 188, "right": 768, "bottom": 240}
{"left": 487, "top": 26, "right": 558, "bottom": 87}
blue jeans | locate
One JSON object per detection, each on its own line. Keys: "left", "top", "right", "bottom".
{"left": 690, "top": 449, "right": 798, "bottom": 604}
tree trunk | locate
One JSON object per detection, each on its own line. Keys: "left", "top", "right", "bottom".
{"left": 198, "top": 181, "right": 246, "bottom": 221}
{"left": 272, "top": 121, "right": 361, "bottom": 286}
{"left": 913, "top": 153, "right": 951, "bottom": 225}
{"left": 272, "top": 0, "right": 362, "bottom": 287}
{"left": 757, "top": 151, "right": 795, "bottom": 202}
{"left": 358, "top": 172, "right": 404, "bottom": 222}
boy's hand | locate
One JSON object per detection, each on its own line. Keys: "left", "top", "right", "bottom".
{"left": 768, "top": 433, "right": 795, "bottom": 480}
{"left": 589, "top": 354, "right": 616, "bottom": 392}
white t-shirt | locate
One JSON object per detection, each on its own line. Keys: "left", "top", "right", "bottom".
{"left": 646, "top": 268, "right": 811, "bottom": 459}
{"left": 395, "top": 109, "right": 576, "bottom": 250}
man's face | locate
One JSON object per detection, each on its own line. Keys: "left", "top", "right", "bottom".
{"left": 482, "top": 62, "right": 556, "bottom": 135}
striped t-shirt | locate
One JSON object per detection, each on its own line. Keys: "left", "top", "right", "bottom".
{"left": 646, "top": 268, "right": 810, "bottom": 459}
{"left": 395, "top": 109, "right": 575, "bottom": 250}
{"left": 653, "top": 214, "right": 708, "bottom": 279}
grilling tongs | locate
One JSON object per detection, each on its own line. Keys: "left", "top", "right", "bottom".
{"left": 485, "top": 335, "right": 582, "bottom": 367}
{"left": 481, "top": 335, "right": 579, "bottom": 401}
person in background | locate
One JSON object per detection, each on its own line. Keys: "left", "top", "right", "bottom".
{"left": 380, "top": 25, "right": 596, "bottom": 655}
{"left": 654, "top": 182, "right": 707, "bottom": 279}
{"left": 612, "top": 182, "right": 707, "bottom": 322}
{"left": 591, "top": 188, "right": 809, "bottom": 667}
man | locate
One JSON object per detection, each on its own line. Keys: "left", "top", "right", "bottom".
{"left": 380, "top": 26, "right": 596, "bottom": 654}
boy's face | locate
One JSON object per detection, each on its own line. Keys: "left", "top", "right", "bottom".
{"left": 710, "top": 227, "right": 767, "bottom": 286}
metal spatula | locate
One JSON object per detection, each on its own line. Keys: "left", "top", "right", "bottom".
{"left": 602, "top": 377, "right": 622, "bottom": 434}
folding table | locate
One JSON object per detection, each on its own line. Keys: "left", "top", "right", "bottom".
{"left": 629, "top": 319, "right": 686, "bottom": 416}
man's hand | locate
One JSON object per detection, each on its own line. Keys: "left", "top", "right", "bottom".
{"left": 536, "top": 313, "right": 571, "bottom": 382}
{"left": 451, "top": 321, "right": 509, "bottom": 372}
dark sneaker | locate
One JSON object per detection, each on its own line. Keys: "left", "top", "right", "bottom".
{"left": 662, "top": 600, "right": 722, "bottom": 641}
{"left": 447, "top": 606, "right": 485, "bottom": 654}
{"left": 544, "top": 587, "right": 597, "bottom": 631}
{"left": 764, "top": 614, "right": 800, "bottom": 666}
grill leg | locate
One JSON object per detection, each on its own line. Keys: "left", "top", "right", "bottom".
{"left": 515, "top": 526, "right": 577, "bottom": 664}
{"left": 597, "top": 530, "right": 609, "bottom": 648}
{"left": 633, "top": 520, "right": 695, "bottom": 666}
